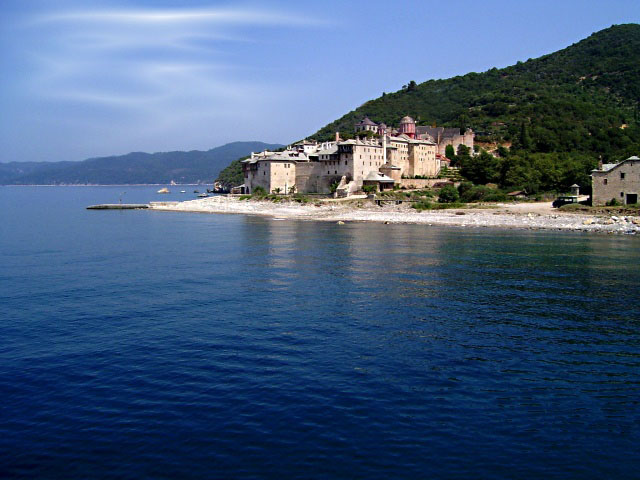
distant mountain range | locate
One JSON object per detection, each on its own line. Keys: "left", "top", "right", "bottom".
{"left": 0, "top": 141, "right": 282, "bottom": 185}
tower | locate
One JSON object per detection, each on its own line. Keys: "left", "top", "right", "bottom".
{"left": 399, "top": 116, "right": 416, "bottom": 139}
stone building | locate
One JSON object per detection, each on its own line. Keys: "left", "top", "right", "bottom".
{"left": 354, "top": 117, "right": 379, "bottom": 134}
{"left": 353, "top": 115, "right": 474, "bottom": 156}
{"left": 591, "top": 156, "right": 640, "bottom": 206}
{"left": 415, "top": 126, "right": 475, "bottom": 156}
{"left": 387, "top": 135, "right": 438, "bottom": 177}
{"left": 241, "top": 119, "right": 440, "bottom": 195}
{"left": 242, "top": 137, "right": 390, "bottom": 195}
{"left": 243, "top": 151, "right": 303, "bottom": 194}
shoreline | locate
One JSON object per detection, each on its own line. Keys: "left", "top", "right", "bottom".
{"left": 1, "top": 183, "right": 205, "bottom": 187}
{"left": 149, "top": 196, "right": 640, "bottom": 234}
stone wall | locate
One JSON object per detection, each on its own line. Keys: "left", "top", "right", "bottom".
{"left": 409, "top": 143, "right": 439, "bottom": 177}
{"left": 398, "top": 178, "right": 456, "bottom": 189}
{"left": 294, "top": 162, "right": 320, "bottom": 193}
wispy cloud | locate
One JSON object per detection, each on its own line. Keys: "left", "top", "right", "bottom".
{"left": 23, "top": 5, "right": 325, "bottom": 117}
{"left": 34, "top": 7, "right": 326, "bottom": 26}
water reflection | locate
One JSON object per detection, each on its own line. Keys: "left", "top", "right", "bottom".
{"left": 3, "top": 189, "right": 640, "bottom": 479}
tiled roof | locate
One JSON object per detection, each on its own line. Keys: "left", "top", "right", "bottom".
{"left": 364, "top": 171, "right": 395, "bottom": 182}
{"left": 356, "top": 116, "right": 377, "bottom": 126}
{"left": 593, "top": 156, "right": 639, "bottom": 173}
{"left": 316, "top": 146, "right": 338, "bottom": 156}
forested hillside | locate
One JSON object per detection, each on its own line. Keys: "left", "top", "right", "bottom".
{"left": 310, "top": 24, "right": 640, "bottom": 192}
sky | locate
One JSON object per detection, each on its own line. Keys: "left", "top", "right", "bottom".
{"left": 1, "top": 0, "right": 639, "bottom": 163}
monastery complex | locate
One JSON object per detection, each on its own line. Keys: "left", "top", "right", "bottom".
{"left": 242, "top": 116, "right": 474, "bottom": 196}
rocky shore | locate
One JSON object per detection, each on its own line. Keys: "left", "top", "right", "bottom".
{"left": 149, "top": 196, "right": 640, "bottom": 234}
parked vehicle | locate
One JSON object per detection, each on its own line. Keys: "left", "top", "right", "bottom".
{"left": 552, "top": 195, "right": 578, "bottom": 208}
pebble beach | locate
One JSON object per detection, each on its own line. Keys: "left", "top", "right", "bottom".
{"left": 149, "top": 196, "right": 640, "bottom": 234}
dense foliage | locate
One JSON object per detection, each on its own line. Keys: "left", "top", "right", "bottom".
{"left": 215, "top": 157, "right": 246, "bottom": 188}
{"left": 437, "top": 185, "right": 460, "bottom": 203}
{"left": 310, "top": 24, "right": 640, "bottom": 190}
{"left": 1, "top": 142, "right": 282, "bottom": 185}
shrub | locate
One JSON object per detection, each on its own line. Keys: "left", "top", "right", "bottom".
{"left": 483, "top": 192, "right": 509, "bottom": 202}
{"left": 457, "top": 181, "right": 473, "bottom": 197}
{"left": 606, "top": 198, "right": 620, "bottom": 206}
{"left": 292, "top": 193, "right": 311, "bottom": 203}
{"left": 459, "top": 185, "right": 508, "bottom": 203}
{"left": 413, "top": 201, "right": 466, "bottom": 211}
{"left": 362, "top": 185, "right": 377, "bottom": 194}
{"left": 252, "top": 186, "right": 267, "bottom": 196}
{"left": 412, "top": 189, "right": 434, "bottom": 198}
{"left": 437, "top": 185, "right": 460, "bottom": 203}
{"left": 460, "top": 185, "right": 491, "bottom": 202}
{"left": 412, "top": 200, "right": 433, "bottom": 211}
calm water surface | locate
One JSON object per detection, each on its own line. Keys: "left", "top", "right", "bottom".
{"left": 1, "top": 186, "right": 639, "bottom": 479}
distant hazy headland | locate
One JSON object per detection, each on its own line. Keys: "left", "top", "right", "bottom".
{"left": 0, "top": 141, "right": 282, "bottom": 186}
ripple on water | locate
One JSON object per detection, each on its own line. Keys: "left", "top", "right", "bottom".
{"left": 1, "top": 188, "right": 640, "bottom": 479}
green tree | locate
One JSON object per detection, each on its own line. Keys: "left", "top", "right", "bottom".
{"left": 461, "top": 150, "right": 498, "bottom": 185}
{"left": 455, "top": 144, "right": 472, "bottom": 168}
{"left": 496, "top": 145, "right": 509, "bottom": 158}
{"left": 445, "top": 144, "right": 456, "bottom": 160}
{"left": 438, "top": 185, "right": 460, "bottom": 203}
{"left": 457, "top": 181, "right": 473, "bottom": 197}
{"left": 517, "top": 121, "right": 532, "bottom": 150}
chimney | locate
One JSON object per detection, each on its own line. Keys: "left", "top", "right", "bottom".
{"left": 383, "top": 135, "right": 387, "bottom": 164}
{"left": 598, "top": 155, "right": 603, "bottom": 170}
{"left": 336, "top": 132, "right": 340, "bottom": 142}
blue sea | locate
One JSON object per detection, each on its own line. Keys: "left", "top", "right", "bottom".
{"left": 1, "top": 186, "right": 639, "bottom": 479}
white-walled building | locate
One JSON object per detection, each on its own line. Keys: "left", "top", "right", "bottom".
{"left": 241, "top": 116, "right": 441, "bottom": 195}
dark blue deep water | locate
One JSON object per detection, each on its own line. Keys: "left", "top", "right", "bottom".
{"left": 1, "top": 186, "right": 639, "bottom": 479}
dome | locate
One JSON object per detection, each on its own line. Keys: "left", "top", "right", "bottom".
{"left": 400, "top": 116, "right": 415, "bottom": 124}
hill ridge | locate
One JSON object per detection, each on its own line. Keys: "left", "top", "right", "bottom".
{"left": 311, "top": 23, "right": 640, "bottom": 163}
{"left": 0, "top": 141, "right": 283, "bottom": 185}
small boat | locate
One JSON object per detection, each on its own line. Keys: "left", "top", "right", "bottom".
{"left": 197, "top": 193, "right": 209, "bottom": 198}
{"left": 180, "top": 190, "right": 186, "bottom": 193}
{"left": 193, "top": 190, "right": 199, "bottom": 193}
{"left": 157, "top": 187, "right": 170, "bottom": 194}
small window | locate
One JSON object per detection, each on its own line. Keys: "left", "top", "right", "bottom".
{"left": 621, "top": 192, "right": 624, "bottom": 197}
{"left": 604, "top": 179, "right": 608, "bottom": 185}
{"left": 621, "top": 172, "right": 626, "bottom": 179}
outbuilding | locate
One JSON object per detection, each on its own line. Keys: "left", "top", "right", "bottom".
{"left": 591, "top": 156, "right": 639, "bottom": 206}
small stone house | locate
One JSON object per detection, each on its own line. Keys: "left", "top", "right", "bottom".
{"left": 591, "top": 156, "right": 640, "bottom": 206}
